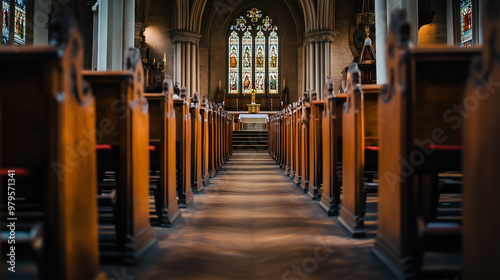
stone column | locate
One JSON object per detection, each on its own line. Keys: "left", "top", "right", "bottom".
{"left": 308, "top": 41, "right": 314, "bottom": 92}
{"left": 123, "top": 0, "right": 135, "bottom": 69}
{"left": 171, "top": 31, "right": 202, "bottom": 98}
{"left": 95, "top": 0, "right": 135, "bottom": 70}
{"left": 304, "top": 31, "right": 337, "bottom": 99}
{"left": 446, "top": 0, "right": 454, "bottom": 45}
{"left": 96, "top": 0, "right": 108, "bottom": 70}
{"left": 375, "top": 0, "right": 387, "bottom": 84}
{"left": 186, "top": 42, "right": 191, "bottom": 95}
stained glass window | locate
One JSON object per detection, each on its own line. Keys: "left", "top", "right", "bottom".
{"left": 255, "top": 27, "right": 265, "bottom": 93}
{"left": 242, "top": 28, "right": 253, "bottom": 93}
{"left": 14, "top": 0, "right": 25, "bottom": 45}
{"left": 268, "top": 27, "right": 278, "bottom": 94}
{"left": 2, "top": 0, "right": 9, "bottom": 44}
{"left": 229, "top": 30, "right": 239, "bottom": 94}
{"left": 460, "top": 0, "right": 472, "bottom": 47}
{"left": 227, "top": 8, "right": 279, "bottom": 95}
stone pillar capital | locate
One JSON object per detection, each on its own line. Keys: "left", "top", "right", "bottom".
{"left": 135, "top": 21, "right": 145, "bottom": 48}
{"left": 170, "top": 30, "right": 202, "bottom": 44}
{"left": 304, "top": 30, "right": 338, "bottom": 43}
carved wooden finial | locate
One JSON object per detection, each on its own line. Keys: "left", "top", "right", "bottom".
{"left": 303, "top": 92, "right": 309, "bottom": 102}
{"left": 311, "top": 90, "right": 317, "bottom": 101}
{"left": 324, "top": 76, "right": 335, "bottom": 98}
{"left": 180, "top": 87, "right": 187, "bottom": 100}
{"left": 346, "top": 63, "right": 361, "bottom": 92}
{"left": 163, "top": 75, "right": 174, "bottom": 96}
{"left": 192, "top": 92, "right": 199, "bottom": 104}
{"left": 382, "top": 9, "right": 410, "bottom": 104}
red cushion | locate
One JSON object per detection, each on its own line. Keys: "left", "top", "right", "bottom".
{"left": 0, "top": 168, "right": 30, "bottom": 176}
{"left": 365, "top": 146, "right": 379, "bottom": 151}
{"left": 149, "top": 145, "right": 157, "bottom": 152}
{"left": 96, "top": 144, "right": 113, "bottom": 151}
{"left": 425, "top": 145, "right": 462, "bottom": 151}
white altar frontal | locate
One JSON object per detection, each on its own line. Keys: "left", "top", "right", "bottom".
{"left": 238, "top": 113, "right": 269, "bottom": 131}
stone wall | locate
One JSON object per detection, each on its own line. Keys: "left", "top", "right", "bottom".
{"left": 143, "top": 0, "right": 174, "bottom": 82}
{"left": 330, "top": 0, "right": 358, "bottom": 94}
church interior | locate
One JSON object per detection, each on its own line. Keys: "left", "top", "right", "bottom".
{"left": 0, "top": 0, "right": 499, "bottom": 279}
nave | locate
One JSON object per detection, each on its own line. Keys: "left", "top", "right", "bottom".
{"left": 101, "top": 151, "right": 394, "bottom": 280}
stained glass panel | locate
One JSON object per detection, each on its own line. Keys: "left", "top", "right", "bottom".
{"left": 262, "top": 16, "right": 272, "bottom": 31}
{"left": 235, "top": 16, "right": 246, "bottom": 32}
{"left": 2, "top": 0, "right": 9, "bottom": 44}
{"left": 14, "top": 0, "right": 26, "bottom": 45}
{"left": 228, "top": 31, "right": 239, "bottom": 94}
{"left": 268, "top": 28, "right": 278, "bottom": 94}
{"left": 246, "top": 8, "right": 262, "bottom": 23}
{"left": 255, "top": 28, "right": 265, "bottom": 94}
{"left": 460, "top": 0, "right": 472, "bottom": 47}
{"left": 242, "top": 28, "right": 252, "bottom": 93}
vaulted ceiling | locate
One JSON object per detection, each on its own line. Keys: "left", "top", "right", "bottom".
{"left": 136, "top": 0, "right": 337, "bottom": 45}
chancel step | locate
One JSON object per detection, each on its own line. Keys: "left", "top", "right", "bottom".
{"left": 233, "top": 130, "right": 268, "bottom": 150}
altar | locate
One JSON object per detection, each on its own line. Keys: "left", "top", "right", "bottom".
{"left": 238, "top": 113, "right": 269, "bottom": 131}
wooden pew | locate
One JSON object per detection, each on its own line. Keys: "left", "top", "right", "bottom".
{"left": 308, "top": 91, "right": 324, "bottom": 199}
{"left": 201, "top": 97, "right": 210, "bottom": 187}
{"left": 208, "top": 103, "right": 217, "bottom": 177}
{"left": 84, "top": 48, "right": 156, "bottom": 264}
{"left": 293, "top": 99, "right": 304, "bottom": 185}
{"left": 289, "top": 103, "right": 298, "bottom": 180}
{"left": 190, "top": 93, "right": 203, "bottom": 193}
{"left": 0, "top": 11, "right": 104, "bottom": 279}
{"left": 214, "top": 107, "right": 220, "bottom": 172}
{"left": 173, "top": 88, "right": 192, "bottom": 207}
{"left": 320, "top": 84, "right": 346, "bottom": 216}
{"left": 373, "top": 9, "right": 480, "bottom": 278}
{"left": 462, "top": 3, "right": 500, "bottom": 278}
{"left": 144, "top": 77, "right": 180, "bottom": 226}
{"left": 284, "top": 107, "right": 292, "bottom": 176}
{"left": 300, "top": 93, "right": 311, "bottom": 193}
{"left": 227, "top": 112, "right": 233, "bottom": 158}
{"left": 338, "top": 63, "right": 382, "bottom": 237}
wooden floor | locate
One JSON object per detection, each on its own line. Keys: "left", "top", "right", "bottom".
{"left": 101, "top": 151, "right": 395, "bottom": 280}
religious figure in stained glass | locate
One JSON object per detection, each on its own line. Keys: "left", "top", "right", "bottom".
{"left": 230, "top": 73, "right": 238, "bottom": 91}
{"left": 270, "top": 75, "right": 277, "bottom": 91}
{"left": 230, "top": 47, "right": 237, "bottom": 68}
{"left": 243, "top": 46, "right": 251, "bottom": 67}
{"left": 243, "top": 74, "right": 250, "bottom": 91}
{"left": 256, "top": 47, "right": 264, "bottom": 68}
{"left": 270, "top": 47, "right": 277, "bottom": 68}
{"left": 256, "top": 74, "right": 264, "bottom": 91}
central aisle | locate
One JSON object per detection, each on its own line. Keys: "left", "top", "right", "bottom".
{"left": 105, "top": 151, "right": 394, "bottom": 280}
